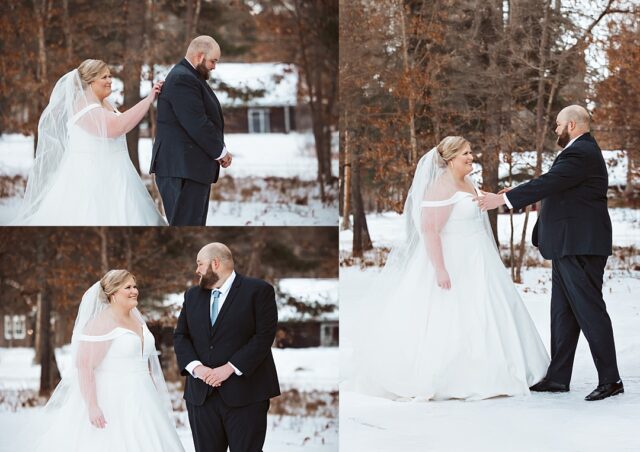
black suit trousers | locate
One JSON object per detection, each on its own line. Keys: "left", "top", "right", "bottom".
{"left": 186, "top": 389, "right": 270, "bottom": 452}
{"left": 156, "top": 176, "right": 210, "bottom": 226}
{"left": 547, "top": 255, "right": 620, "bottom": 386}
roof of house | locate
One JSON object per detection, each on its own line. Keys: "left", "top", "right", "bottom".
{"left": 108, "top": 62, "right": 299, "bottom": 108}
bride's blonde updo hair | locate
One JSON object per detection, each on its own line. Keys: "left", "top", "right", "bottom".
{"left": 100, "top": 269, "right": 136, "bottom": 302}
{"left": 436, "top": 136, "right": 470, "bottom": 166}
{"left": 77, "top": 59, "right": 109, "bottom": 86}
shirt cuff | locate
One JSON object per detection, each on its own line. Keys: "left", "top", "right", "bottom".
{"left": 503, "top": 193, "right": 513, "bottom": 210}
{"left": 228, "top": 362, "right": 243, "bottom": 376}
{"left": 185, "top": 360, "right": 203, "bottom": 378}
{"left": 216, "top": 146, "right": 228, "bottom": 160}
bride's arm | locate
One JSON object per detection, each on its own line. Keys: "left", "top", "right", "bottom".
{"left": 102, "top": 82, "right": 163, "bottom": 138}
{"left": 76, "top": 340, "right": 110, "bottom": 428}
{"left": 421, "top": 204, "right": 454, "bottom": 289}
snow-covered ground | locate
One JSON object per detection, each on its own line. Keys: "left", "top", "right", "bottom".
{"left": 0, "top": 346, "right": 338, "bottom": 451}
{"left": 0, "top": 133, "right": 338, "bottom": 226}
{"left": 339, "top": 211, "right": 640, "bottom": 451}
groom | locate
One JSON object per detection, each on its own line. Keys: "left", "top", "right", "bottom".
{"left": 151, "top": 35, "right": 232, "bottom": 226}
{"left": 174, "top": 242, "right": 280, "bottom": 451}
{"left": 478, "top": 105, "right": 623, "bottom": 401}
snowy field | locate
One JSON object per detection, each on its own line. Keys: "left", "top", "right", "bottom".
{"left": 339, "top": 212, "right": 640, "bottom": 451}
{"left": 0, "top": 347, "right": 338, "bottom": 451}
{"left": 0, "top": 133, "right": 338, "bottom": 226}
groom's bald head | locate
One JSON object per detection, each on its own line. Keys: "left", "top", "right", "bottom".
{"left": 186, "top": 36, "right": 220, "bottom": 58}
{"left": 186, "top": 36, "right": 221, "bottom": 79}
{"left": 558, "top": 105, "right": 591, "bottom": 130}
{"left": 555, "top": 104, "right": 591, "bottom": 147}
{"left": 198, "top": 243, "right": 234, "bottom": 268}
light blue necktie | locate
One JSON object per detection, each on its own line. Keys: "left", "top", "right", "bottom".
{"left": 210, "top": 289, "right": 221, "bottom": 326}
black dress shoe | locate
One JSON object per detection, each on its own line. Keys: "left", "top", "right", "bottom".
{"left": 529, "top": 378, "right": 569, "bottom": 393}
{"left": 585, "top": 381, "right": 624, "bottom": 401}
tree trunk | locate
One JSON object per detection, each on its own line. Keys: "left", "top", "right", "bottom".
{"left": 341, "top": 127, "right": 352, "bottom": 230}
{"left": 37, "top": 233, "right": 60, "bottom": 397}
{"left": 534, "top": 0, "right": 552, "bottom": 177}
{"left": 62, "top": 0, "right": 73, "bottom": 64}
{"left": 398, "top": 0, "right": 418, "bottom": 163}
{"left": 351, "top": 146, "right": 372, "bottom": 258}
{"left": 184, "top": 0, "right": 202, "bottom": 47}
{"left": 99, "top": 227, "right": 109, "bottom": 273}
{"left": 33, "top": 0, "right": 48, "bottom": 159}
{"left": 123, "top": 0, "right": 147, "bottom": 174}
{"left": 38, "top": 287, "right": 60, "bottom": 397}
{"left": 246, "top": 230, "right": 267, "bottom": 279}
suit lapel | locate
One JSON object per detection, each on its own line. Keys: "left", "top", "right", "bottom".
{"left": 195, "top": 287, "right": 213, "bottom": 334}
{"left": 211, "top": 274, "right": 243, "bottom": 336}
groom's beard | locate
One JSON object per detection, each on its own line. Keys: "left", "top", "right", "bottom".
{"left": 557, "top": 125, "right": 571, "bottom": 148}
{"left": 195, "top": 61, "right": 211, "bottom": 80}
{"left": 199, "top": 266, "right": 219, "bottom": 289}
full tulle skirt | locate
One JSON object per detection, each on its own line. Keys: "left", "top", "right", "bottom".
{"left": 26, "top": 367, "right": 184, "bottom": 452}
{"left": 352, "top": 224, "right": 549, "bottom": 401}
{"left": 17, "top": 136, "right": 166, "bottom": 226}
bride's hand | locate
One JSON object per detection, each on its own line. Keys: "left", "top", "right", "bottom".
{"left": 147, "top": 80, "right": 164, "bottom": 102}
{"left": 89, "top": 404, "right": 107, "bottom": 429}
{"left": 436, "top": 269, "right": 451, "bottom": 290}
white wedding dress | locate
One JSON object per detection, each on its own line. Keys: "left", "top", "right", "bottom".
{"left": 11, "top": 69, "right": 166, "bottom": 226}
{"left": 28, "top": 325, "right": 184, "bottom": 452}
{"left": 351, "top": 149, "right": 549, "bottom": 401}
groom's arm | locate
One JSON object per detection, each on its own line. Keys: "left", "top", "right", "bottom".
{"left": 169, "top": 74, "right": 225, "bottom": 161}
{"left": 228, "top": 283, "right": 278, "bottom": 376}
{"left": 505, "top": 147, "right": 590, "bottom": 211}
{"left": 174, "top": 291, "right": 201, "bottom": 377}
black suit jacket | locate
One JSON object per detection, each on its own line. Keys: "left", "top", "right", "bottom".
{"left": 506, "top": 133, "right": 612, "bottom": 259}
{"left": 174, "top": 274, "right": 281, "bottom": 407}
{"left": 150, "top": 58, "right": 225, "bottom": 185}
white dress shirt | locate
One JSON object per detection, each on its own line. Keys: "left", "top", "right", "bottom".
{"left": 183, "top": 58, "right": 228, "bottom": 160}
{"left": 185, "top": 270, "right": 243, "bottom": 378}
{"left": 503, "top": 133, "right": 587, "bottom": 209}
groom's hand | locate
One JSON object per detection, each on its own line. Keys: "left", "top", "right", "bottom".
{"left": 475, "top": 192, "right": 505, "bottom": 211}
{"left": 206, "top": 363, "right": 235, "bottom": 387}
{"left": 219, "top": 152, "right": 232, "bottom": 168}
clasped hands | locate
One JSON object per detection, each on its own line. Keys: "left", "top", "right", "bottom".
{"left": 473, "top": 187, "right": 511, "bottom": 211}
{"left": 194, "top": 363, "right": 234, "bottom": 387}
{"left": 219, "top": 152, "right": 232, "bottom": 168}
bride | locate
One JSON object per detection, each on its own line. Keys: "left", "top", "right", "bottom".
{"left": 18, "top": 270, "right": 184, "bottom": 451}
{"left": 11, "top": 59, "right": 166, "bottom": 225}
{"left": 350, "top": 136, "right": 549, "bottom": 401}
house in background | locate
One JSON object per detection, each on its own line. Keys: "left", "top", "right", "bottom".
{"left": 274, "top": 278, "right": 338, "bottom": 348}
{"left": 213, "top": 63, "right": 303, "bottom": 134}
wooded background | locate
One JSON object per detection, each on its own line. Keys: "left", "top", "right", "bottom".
{"left": 0, "top": 0, "right": 338, "bottom": 195}
{"left": 0, "top": 226, "right": 338, "bottom": 394}
{"left": 340, "top": 0, "right": 640, "bottom": 261}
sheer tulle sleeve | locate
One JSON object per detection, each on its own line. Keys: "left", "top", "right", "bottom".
{"left": 74, "top": 315, "right": 117, "bottom": 409}
{"left": 420, "top": 179, "right": 457, "bottom": 272}
{"left": 74, "top": 98, "right": 151, "bottom": 139}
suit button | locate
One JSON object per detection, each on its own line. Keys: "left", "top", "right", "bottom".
{"left": 209, "top": 346, "right": 213, "bottom": 350}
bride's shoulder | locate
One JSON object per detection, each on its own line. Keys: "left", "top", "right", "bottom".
{"left": 82, "top": 309, "right": 116, "bottom": 336}
{"left": 423, "top": 176, "right": 456, "bottom": 202}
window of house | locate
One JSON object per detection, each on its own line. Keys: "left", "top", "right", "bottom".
{"left": 248, "top": 108, "right": 271, "bottom": 133}
{"left": 3, "top": 314, "right": 27, "bottom": 340}
{"left": 3, "top": 315, "right": 11, "bottom": 340}
{"left": 13, "top": 315, "right": 26, "bottom": 340}
{"left": 320, "top": 323, "right": 339, "bottom": 347}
